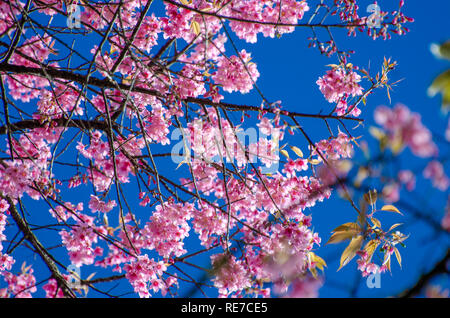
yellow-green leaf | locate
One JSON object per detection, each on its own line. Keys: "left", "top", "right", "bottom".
{"left": 338, "top": 235, "right": 364, "bottom": 271}
{"left": 290, "top": 146, "right": 303, "bottom": 158}
{"left": 430, "top": 41, "right": 450, "bottom": 61}
{"left": 354, "top": 167, "right": 369, "bottom": 188}
{"left": 381, "top": 204, "right": 403, "bottom": 215}
{"left": 191, "top": 20, "right": 201, "bottom": 35}
{"left": 332, "top": 222, "right": 361, "bottom": 233}
{"left": 383, "top": 253, "right": 392, "bottom": 272}
{"left": 387, "top": 223, "right": 403, "bottom": 232}
{"left": 309, "top": 252, "right": 327, "bottom": 271}
{"left": 363, "top": 239, "right": 380, "bottom": 262}
{"left": 357, "top": 209, "right": 366, "bottom": 228}
{"left": 280, "top": 149, "right": 289, "bottom": 159}
{"left": 308, "top": 158, "right": 321, "bottom": 165}
{"left": 176, "top": 158, "right": 188, "bottom": 170}
{"left": 310, "top": 267, "right": 318, "bottom": 279}
{"left": 363, "top": 189, "right": 378, "bottom": 205}
{"left": 369, "top": 126, "right": 386, "bottom": 140}
{"left": 370, "top": 217, "right": 381, "bottom": 229}
{"left": 394, "top": 247, "right": 402, "bottom": 268}
{"left": 86, "top": 272, "right": 96, "bottom": 281}
{"left": 389, "top": 134, "right": 404, "bottom": 154}
{"left": 428, "top": 69, "right": 450, "bottom": 112}
{"left": 326, "top": 231, "right": 356, "bottom": 245}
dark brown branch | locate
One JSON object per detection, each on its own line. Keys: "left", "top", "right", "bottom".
{"left": 0, "top": 117, "right": 113, "bottom": 135}
{"left": 0, "top": 63, "right": 363, "bottom": 122}
{"left": 3, "top": 196, "right": 76, "bottom": 298}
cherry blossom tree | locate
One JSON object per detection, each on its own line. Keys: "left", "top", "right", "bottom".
{"left": 0, "top": 0, "right": 447, "bottom": 298}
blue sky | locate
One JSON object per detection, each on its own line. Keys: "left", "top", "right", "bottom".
{"left": 1, "top": 0, "right": 449, "bottom": 298}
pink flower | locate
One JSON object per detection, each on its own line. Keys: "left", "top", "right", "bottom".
{"left": 226, "top": 0, "right": 309, "bottom": 43}
{"left": 212, "top": 50, "right": 259, "bottom": 94}
{"left": 88, "top": 195, "right": 117, "bottom": 213}
{"left": 374, "top": 104, "right": 437, "bottom": 157}
{"left": 42, "top": 279, "right": 66, "bottom": 298}
{"left": 382, "top": 183, "right": 400, "bottom": 203}
{"left": 398, "top": 170, "right": 416, "bottom": 191}
{"left": 317, "top": 67, "right": 362, "bottom": 103}
{"left": 285, "top": 277, "right": 322, "bottom": 298}
{"left": 211, "top": 254, "right": 252, "bottom": 297}
{"left": 124, "top": 255, "right": 169, "bottom": 298}
{"left": 423, "top": 161, "right": 449, "bottom": 191}
{"left": 141, "top": 202, "right": 194, "bottom": 258}
{"left": 0, "top": 199, "right": 9, "bottom": 213}
{"left": 257, "top": 117, "right": 273, "bottom": 135}
{"left": 282, "top": 159, "right": 309, "bottom": 177}
{"left": 1, "top": 265, "right": 37, "bottom": 298}
{"left": 446, "top": 118, "right": 450, "bottom": 142}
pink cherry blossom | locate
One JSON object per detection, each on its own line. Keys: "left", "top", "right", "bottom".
{"left": 374, "top": 104, "right": 437, "bottom": 157}
{"left": 88, "top": 195, "right": 117, "bottom": 213}
{"left": 423, "top": 161, "right": 449, "bottom": 191}
{"left": 317, "top": 66, "right": 363, "bottom": 104}
{"left": 212, "top": 50, "right": 260, "bottom": 94}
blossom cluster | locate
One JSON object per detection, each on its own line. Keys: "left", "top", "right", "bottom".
{"left": 374, "top": 104, "right": 437, "bottom": 157}
{"left": 60, "top": 214, "right": 106, "bottom": 267}
{"left": 423, "top": 161, "right": 449, "bottom": 192}
{"left": 0, "top": 264, "right": 37, "bottom": 298}
{"left": 123, "top": 255, "right": 173, "bottom": 298}
{"left": 0, "top": 200, "right": 14, "bottom": 274}
{"left": 317, "top": 66, "right": 363, "bottom": 116}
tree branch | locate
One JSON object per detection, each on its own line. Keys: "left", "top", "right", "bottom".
{"left": 3, "top": 196, "right": 76, "bottom": 298}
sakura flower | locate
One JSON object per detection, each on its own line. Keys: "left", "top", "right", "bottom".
{"left": 374, "top": 104, "right": 437, "bottom": 157}
{"left": 423, "top": 161, "right": 449, "bottom": 191}
{"left": 317, "top": 66, "right": 362, "bottom": 104}
{"left": 88, "top": 195, "right": 117, "bottom": 213}
{"left": 0, "top": 199, "right": 9, "bottom": 213}
{"left": 212, "top": 50, "right": 260, "bottom": 94}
